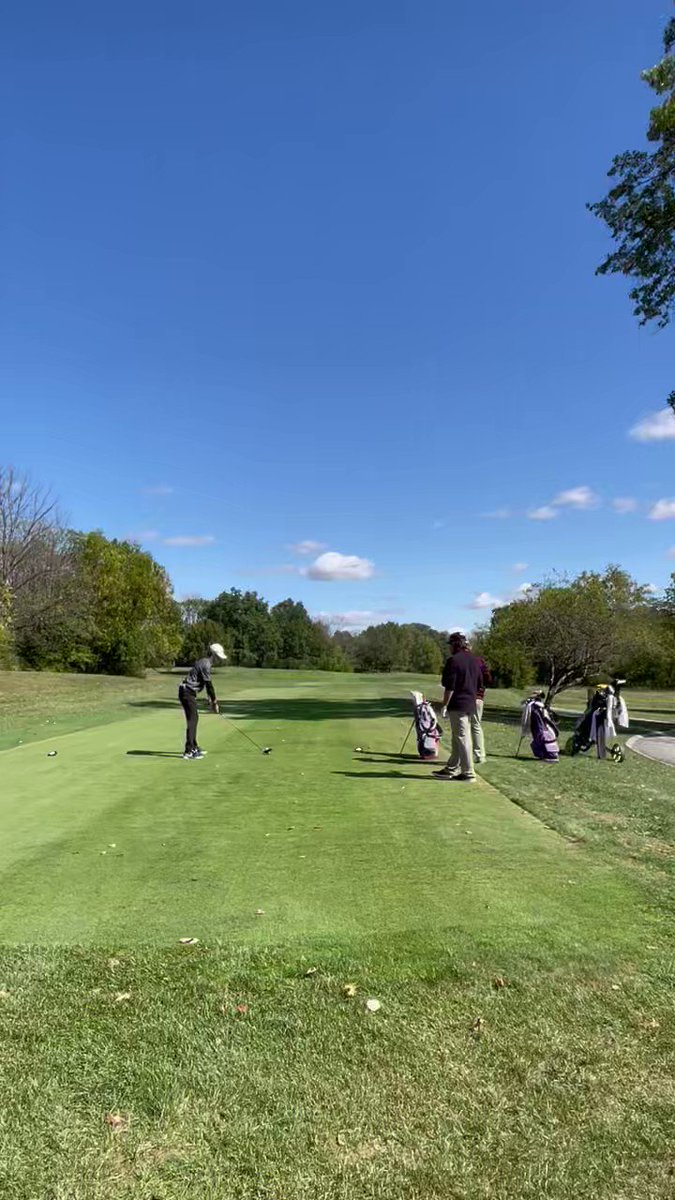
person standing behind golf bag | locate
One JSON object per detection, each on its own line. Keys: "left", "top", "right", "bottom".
{"left": 432, "top": 632, "right": 485, "bottom": 783}
{"left": 472, "top": 650, "right": 492, "bottom": 764}
{"left": 178, "top": 643, "right": 227, "bottom": 760}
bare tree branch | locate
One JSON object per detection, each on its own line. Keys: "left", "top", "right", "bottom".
{"left": 0, "top": 467, "right": 60, "bottom": 594}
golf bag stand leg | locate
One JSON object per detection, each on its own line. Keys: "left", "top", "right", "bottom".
{"left": 399, "top": 719, "right": 415, "bottom": 756}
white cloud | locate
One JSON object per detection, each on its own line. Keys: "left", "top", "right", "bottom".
{"left": 612, "top": 497, "right": 638, "bottom": 514}
{"left": 668, "top": 548, "right": 675, "bottom": 559}
{"left": 162, "top": 535, "right": 216, "bottom": 547}
{"left": 528, "top": 505, "right": 558, "bottom": 521}
{"left": 649, "top": 499, "right": 675, "bottom": 521}
{"left": 482, "top": 508, "right": 512, "bottom": 519}
{"left": 288, "top": 540, "right": 328, "bottom": 556}
{"left": 304, "top": 551, "right": 375, "bottom": 581}
{"left": 142, "top": 485, "right": 174, "bottom": 496}
{"left": 514, "top": 581, "right": 534, "bottom": 596}
{"left": 511, "top": 561, "right": 529, "bottom": 573}
{"left": 468, "top": 591, "right": 505, "bottom": 610}
{"left": 645, "top": 583, "right": 660, "bottom": 595}
{"left": 629, "top": 409, "right": 675, "bottom": 442}
{"left": 552, "top": 486, "right": 599, "bottom": 510}
{"left": 315, "top": 609, "right": 400, "bottom": 630}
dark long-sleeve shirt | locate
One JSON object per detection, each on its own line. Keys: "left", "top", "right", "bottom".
{"left": 181, "top": 656, "right": 216, "bottom": 703}
{"left": 441, "top": 651, "right": 486, "bottom": 713}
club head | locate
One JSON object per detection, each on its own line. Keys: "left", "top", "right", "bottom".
{"left": 262, "top": 747, "right": 272, "bottom": 755}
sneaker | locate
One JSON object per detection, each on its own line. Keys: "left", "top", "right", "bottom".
{"left": 191, "top": 749, "right": 205, "bottom": 759}
{"left": 449, "top": 774, "right": 476, "bottom": 783}
{"left": 432, "top": 767, "right": 458, "bottom": 779}
{"left": 182, "top": 752, "right": 194, "bottom": 760}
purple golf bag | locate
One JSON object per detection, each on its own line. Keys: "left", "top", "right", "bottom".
{"left": 520, "top": 692, "right": 559, "bottom": 761}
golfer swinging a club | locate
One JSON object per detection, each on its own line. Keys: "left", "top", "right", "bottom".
{"left": 178, "top": 643, "right": 227, "bottom": 759}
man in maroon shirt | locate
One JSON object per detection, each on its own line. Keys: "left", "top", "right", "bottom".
{"left": 433, "top": 632, "right": 485, "bottom": 782}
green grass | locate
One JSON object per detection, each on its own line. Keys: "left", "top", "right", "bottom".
{"left": 1, "top": 670, "right": 674, "bottom": 1198}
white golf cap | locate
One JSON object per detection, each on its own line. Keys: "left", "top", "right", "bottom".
{"left": 209, "top": 643, "right": 228, "bottom": 661}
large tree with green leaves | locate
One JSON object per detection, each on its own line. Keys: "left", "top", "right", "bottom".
{"left": 204, "top": 588, "right": 280, "bottom": 668}
{"left": 589, "top": 12, "right": 675, "bottom": 410}
{"left": 480, "top": 567, "right": 653, "bottom": 703}
{"left": 589, "top": 14, "right": 675, "bottom": 328}
{"left": 176, "top": 619, "right": 230, "bottom": 668}
{"left": 71, "top": 532, "right": 182, "bottom": 675}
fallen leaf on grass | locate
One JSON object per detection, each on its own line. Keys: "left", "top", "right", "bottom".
{"left": 336, "top": 1132, "right": 347, "bottom": 1147}
{"left": 255, "top": 909, "right": 265, "bottom": 917}
{"left": 105, "top": 1112, "right": 130, "bottom": 1133}
{"left": 610, "top": 984, "right": 621, "bottom": 992}
{"left": 471, "top": 1017, "right": 485, "bottom": 1035}
{"left": 304, "top": 967, "right": 318, "bottom": 977}
{"left": 108, "top": 958, "right": 121, "bottom": 970}
{"left": 365, "top": 998, "right": 381, "bottom": 1013}
{"left": 342, "top": 983, "right": 357, "bottom": 998}
{"left": 235, "top": 1004, "right": 249, "bottom": 1015}
{"left": 114, "top": 992, "right": 132, "bottom": 1004}
{"left": 179, "top": 937, "right": 199, "bottom": 945}
{"left": 492, "top": 976, "right": 507, "bottom": 989}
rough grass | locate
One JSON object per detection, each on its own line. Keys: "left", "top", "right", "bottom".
{"left": 0, "top": 669, "right": 172, "bottom": 750}
{"left": 0, "top": 670, "right": 674, "bottom": 1198}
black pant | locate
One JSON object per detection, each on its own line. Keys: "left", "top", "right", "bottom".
{"left": 179, "top": 686, "right": 199, "bottom": 753}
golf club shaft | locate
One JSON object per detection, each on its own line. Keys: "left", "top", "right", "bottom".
{"left": 218, "top": 713, "right": 266, "bottom": 752}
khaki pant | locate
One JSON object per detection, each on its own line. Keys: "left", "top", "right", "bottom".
{"left": 472, "top": 697, "right": 485, "bottom": 763}
{"left": 446, "top": 708, "right": 477, "bottom": 779}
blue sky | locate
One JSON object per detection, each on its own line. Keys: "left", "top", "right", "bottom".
{"left": 2, "top": 0, "right": 674, "bottom": 633}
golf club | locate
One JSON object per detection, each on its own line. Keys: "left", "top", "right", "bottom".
{"left": 215, "top": 711, "right": 272, "bottom": 754}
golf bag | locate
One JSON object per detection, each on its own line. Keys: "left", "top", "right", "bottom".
{"left": 568, "top": 679, "right": 629, "bottom": 761}
{"left": 520, "top": 691, "right": 560, "bottom": 761}
{"left": 410, "top": 691, "right": 442, "bottom": 760}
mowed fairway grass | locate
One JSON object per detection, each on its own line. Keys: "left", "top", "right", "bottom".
{"left": 1, "top": 670, "right": 674, "bottom": 1199}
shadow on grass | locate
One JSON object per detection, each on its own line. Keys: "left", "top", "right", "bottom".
{"left": 127, "top": 697, "right": 413, "bottom": 721}
{"left": 126, "top": 750, "right": 184, "bottom": 758}
{"left": 125, "top": 695, "right": 675, "bottom": 737}
{"left": 355, "top": 755, "right": 439, "bottom": 765}
{"left": 334, "top": 770, "right": 434, "bottom": 781}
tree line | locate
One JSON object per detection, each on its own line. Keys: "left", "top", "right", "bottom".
{"left": 178, "top": 601, "right": 449, "bottom": 676}
{"left": 2, "top": 468, "right": 674, "bottom": 693}
{"left": 0, "top": 466, "right": 452, "bottom": 677}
